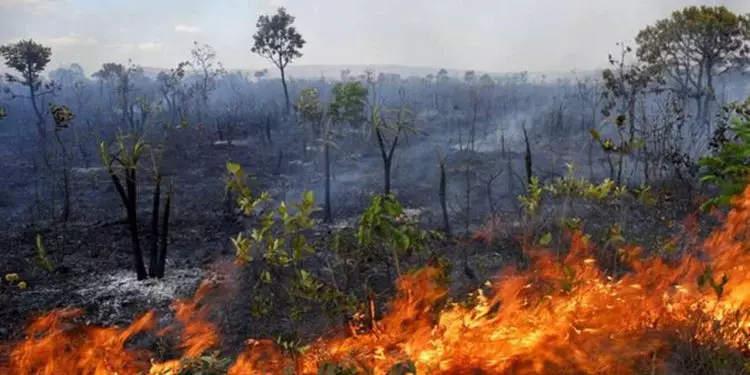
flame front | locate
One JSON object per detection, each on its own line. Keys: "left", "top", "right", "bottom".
{"left": 4, "top": 187, "right": 750, "bottom": 374}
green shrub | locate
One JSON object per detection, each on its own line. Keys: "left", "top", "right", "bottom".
{"left": 700, "top": 98, "right": 750, "bottom": 210}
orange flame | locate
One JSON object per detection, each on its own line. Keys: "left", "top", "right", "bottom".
{"left": 3, "top": 187, "right": 750, "bottom": 374}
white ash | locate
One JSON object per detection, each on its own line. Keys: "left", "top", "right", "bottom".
{"left": 73, "top": 267, "right": 204, "bottom": 324}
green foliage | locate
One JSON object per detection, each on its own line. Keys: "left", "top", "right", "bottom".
{"left": 0, "top": 39, "right": 52, "bottom": 88}
{"left": 4, "top": 273, "right": 27, "bottom": 290}
{"left": 545, "top": 163, "right": 627, "bottom": 201}
{"left": 329, "top": 81, "right": 368, "bottom": 127}
{"left": 49, "top": 103, "right": 75, "bottom": 129}
{"left": 296, "top": 87, "right": 324, "bottom": 126}
{"left": 357, "top": 194, "right": 438, "bottom": 276}
{"left": 275, "top": 331, "right": 309, "bottom": 357}
{"left": 636, "top": 6, "right": 749, "bottom": 79}
{"left": 699, "top": 100, "right": 750, "bottom": 210}
{"left": 519, "top": 164, "right": 626, "bottom": 221}
{"left": 518, "top": 176, "right": 543, "bottom": 218}
{"left": 34, "top": 233, "right": 54, "bottom": 273}
{"left": 226, "top": 162, "right": 356, "bottom": 321}
{"left": 226, "top": 166, "right": 315, "bottom": 267}
{"left": 154, "top": 353, "right": 231, "bottom": 375}
{"left": 100, "top": 132, "right": 147, "bottom": 171}
{"left": 251, "top": 7, "right": 306, "bottom": 70}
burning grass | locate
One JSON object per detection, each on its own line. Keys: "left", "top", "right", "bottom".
{"left": 3, "top": 187, "right": 750, "bottom": 374}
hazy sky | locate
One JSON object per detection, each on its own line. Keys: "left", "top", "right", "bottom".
{"left": 1, "top": 0, "right": 749, "bottom": 75}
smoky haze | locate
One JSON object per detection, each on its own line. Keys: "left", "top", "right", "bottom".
{"left": 2, "top": 0, "right": 749, "bottom": 76}
{"left": 2, "top": 1, "right": 750, "bottom": 362}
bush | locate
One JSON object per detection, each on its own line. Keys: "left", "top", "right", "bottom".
{"left": 700, "top": 98, "right": 750, "bottom": 210}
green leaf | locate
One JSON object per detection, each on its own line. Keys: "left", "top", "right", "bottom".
{"left": 588, "top": 128, "right": 601, "bottom": 141}
{"left": 303, "top": 191, "right": 314, "bottom": 206}
{"left": 539, "top": 232, "right": 552, "bottom": 246}
{"left": 227, "top": 161, "right": 241, "bottom": 175}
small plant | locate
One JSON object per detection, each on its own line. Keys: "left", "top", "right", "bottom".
{"left": 4, "top": 273, "right": 27, "bottom": 290}
{"left": 357, "top": 194, "right": 438, "bottom": 277}
{"left": 227, "top": 161, "right": 355, "bottom": 322}
{"left": 697, "top": 266, "right": 729, "bottom": 299}
{"left": 34, "top": 233, "right": 54, "bottom": 273}
{"left": 100, "top": 131, "right": 174, "bottom": 280}
{"left": 154, "top": 353, "right": 231, "bottom": 375}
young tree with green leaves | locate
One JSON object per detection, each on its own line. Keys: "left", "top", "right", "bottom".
{"left": 296, "top": 82, "right": 367, "bottom": 223}
{"left": 0, "top": 39, "right": 54, "bottom": 140}
{"left": 100, "top": 132, "right": 174, "bottom": 280}
{"left": 295, "top": 87, "right": 330, "bottom": 221}
{"left": 328, "top": 81, "right": 368, "bottom": 220}
{"left": 590, "top": 43, "right": 658, "bottom": 185}
{"left": 366, "top": 79, "right": 418, "bottom": 196}
{"left": 93, "top": 61, "right": 147, "bottom": 132}
{"left": 251, "top": 7, "right": 306, "bottom": 114}
{"left": 156, "top": 61, "right": 190, "bottom": 126}
{"left": 1, "top": 40, "right": 79, "bottom": 221}
{"left": 636, "top": 6, "right": 750, "bottom": 129}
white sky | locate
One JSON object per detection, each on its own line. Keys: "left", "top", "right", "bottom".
{"left": 1, "top": 0, "right": 749, "bottom": 75}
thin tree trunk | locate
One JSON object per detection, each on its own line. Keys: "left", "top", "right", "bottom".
{"left": 522, "top": 126, "right": 532, "bottom": 187}
{"left": 126, "top": 168, "right": 147, "bottom": 280}
{"left": 438, "top": 159, "right": 451, "bottom": 237}
{"left": 156, "top": 179, "right": 173, "bottom": 279}
{"left": 324, "top": 141, "right": 332, "bottom": 223}
{"left": 280, "top": 67, "right": 290, "bottom": 114}
{"left": 149, "top": 175, "right": 161, "bottom": 277}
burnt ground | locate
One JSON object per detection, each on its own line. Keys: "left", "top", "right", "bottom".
{"left": 0, "top": 126, "right": 711, "bottom": 363}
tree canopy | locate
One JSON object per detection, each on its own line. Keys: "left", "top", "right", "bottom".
{"left": 251, "top": 7, "right": 306, "bottom": 70}
{"left": 636, "top": 6, "right": 750, "bottom": 101}
{"left": 0, "top": 39, "right": 52, "bottom": 90}
{"left": 251, "top": 7, "right": 306, "bottom": 113}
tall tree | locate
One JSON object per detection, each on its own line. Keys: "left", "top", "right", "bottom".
{"left": 251, "top": 7, "right": 306, "bottom": 113}
{"left": 189, "top": 41, "right": 224, "bottom": 125}
{"left": 593, "top": 43, "right": 660, "bottom": 185}
{"left": 328, "top": 81, "right": 367, "bottom": 220}
{"left": 0, "top": 39, "right": 54, "bottom": 139}
{"left": 635, "top": 6, "right": 750, "bottom": 130}
{"left": 93, "top": 62, "right": 143, "bottom": 131}
{"left": 296, "top": 88, "right": 328, "bottom": 220}
{"left": 156, "top": 61, "right": 189, "bottom": 126}
{"left": 1, "top": 40, "right": 74, "bottom": 222}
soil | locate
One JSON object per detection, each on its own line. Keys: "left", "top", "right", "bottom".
{"left": 0, "top": 128, "right": 708, "bottom": 363}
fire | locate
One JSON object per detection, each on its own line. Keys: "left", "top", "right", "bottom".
{"left": 3, "top": 187, "right": 750, "bottom": 374}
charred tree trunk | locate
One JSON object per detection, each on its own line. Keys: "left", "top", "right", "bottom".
{"left": 156, "top": 180, "right": 173, "bottom": 279}
{"left": 280, "top": 67, "right": 291, "bottom": 114}
{"left": 275, "top": 150, "right": 284, "bottom": 176}
{"left": 148, "top": 174, "right": 161, "bottom": 278}
{"left": 383, "top": 159, "right": 392, "bottom": 196}
{"left": 376, "top": 128, "right": 400, "bottom": 197}
{"left": 124, "top": 168, "right": 147, "bottom": 280}
{"left": 438, "top": 158, "right": 451, "bottom": 237}
{"left": 324, "top": 141, "right": 332, "bottom": 223}
{"left": 522, "top": 126, "right": 533, "bottom": 187}
{"left": 265, "top": 115, "right": 273, "bottom": 147}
